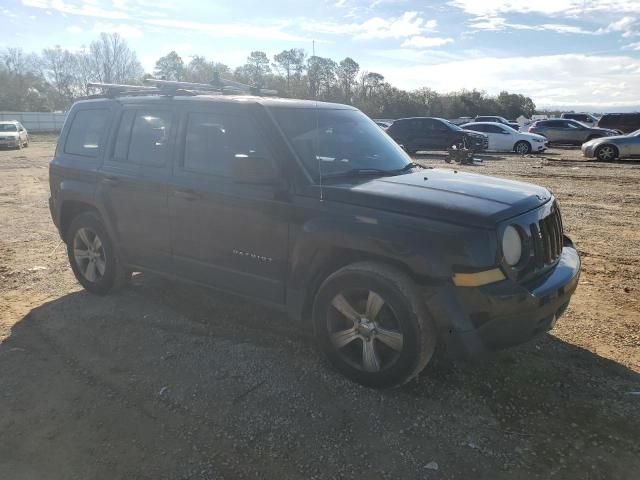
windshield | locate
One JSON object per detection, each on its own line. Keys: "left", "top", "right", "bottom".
{"left": 271, "top": 107, "right": 411, "bottom": 180}
{"left": 444, "top": 119, "right": 463, "bottom": 131}
{"left": 569, "top": 120, "right": 589, "bottom": 129}
{"left": 0, "top": 124, "right": 18, "bottom": 132}
{"left": 629, "top": 129, "right": 640, "bottom": 137}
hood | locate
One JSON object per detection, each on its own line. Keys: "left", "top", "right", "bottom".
{"left": 590, "top": 127, "right": 617, "bottom": 134}
{"left": 584, "top": 133, "right": 631, "bottom": 145}
{"left": 520, "top": 132, "right": 547, "bottom": 141}
{"left": 323, "top": 169, "right": 551, "bottom": 228}
{"left": 461, "top": 129, "right": 487, "bottom": 138}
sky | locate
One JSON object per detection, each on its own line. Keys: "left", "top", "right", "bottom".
{"left": 1, "top": 0, "right": 639, "bottom": 111}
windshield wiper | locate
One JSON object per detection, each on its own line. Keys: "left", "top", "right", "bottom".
{"left": 322, "top": 163, "right": 423, "bottom": 180}
{"left": 392, "top": 162, "right": 422, "bottom": 173}
{"left": 321, "top": 168, "right": 394, "bottom": 180}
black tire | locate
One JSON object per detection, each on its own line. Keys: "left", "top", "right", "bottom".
{"left": 313, "top": 261, "right": 436, "bottom": 388}
{"left": 514, "top": 140, "right": 531, "bottom": 154}
{"left": 595, "top": 144, "right": 618, "bottom": 162}
{"left": 66, "top": 211, "right": 129, "bottom": 294}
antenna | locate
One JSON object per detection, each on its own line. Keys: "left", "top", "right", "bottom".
{"left": 313, "top": 40, "right": 324, "bottom": 202}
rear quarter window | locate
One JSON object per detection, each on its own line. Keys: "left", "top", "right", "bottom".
{"left": 64, "top": 109, "right": 110, "bottom": 157}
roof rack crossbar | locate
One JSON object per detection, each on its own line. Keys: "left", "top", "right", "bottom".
{"left": 86, "top": 78, "right": 279, "bottom": 98}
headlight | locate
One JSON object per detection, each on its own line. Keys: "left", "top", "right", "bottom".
{"left": 502, "top": 225, "right": 523, "bottom": 267}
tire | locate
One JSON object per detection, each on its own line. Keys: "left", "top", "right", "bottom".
{"left": 595, "top": 144, "right": 618, "bottom": 162}
{"left": 312, "top": 261, "right": 436, "bottom": 388}
{"left": 514, "top": 140, "right": 531, "bottom": 154}
{"left": 66, "top": 212, "right": 129, "bottom": 294}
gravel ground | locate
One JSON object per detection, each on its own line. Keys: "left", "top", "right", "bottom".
{"left": 0, "top": 136, "right": 638, "bottom": 479}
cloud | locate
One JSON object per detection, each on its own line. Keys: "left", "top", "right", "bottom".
{"left": 624, "top": 41, "right": 640, "bottom": 51}
{"left": 469, "top": 16, "right": 594, "bottom": 34}
{"left": 374, "top": 53, "right": 640, "bottom": 108}
{"left": 144, "top": 18, "right": 307, "bottom": 42}
{"left": 21, "top": 0, "right": 129, "bottom": 19}
{"left": 449, "top": 0, "right": 640, "bottom": 17}
{"left": 302, "top": 12, "right": 438, "bottom": 40}
{"left": 92, "top": 23, "right": 142, "bottom": 38}
{"left": 597, "top": 16, "right": 638, "bottom": 38}
{"left": 66, "top": 25, "right": 83, "bottom": 33}
{"left": 401, "top": 36, "right": 453, "bottom": 48}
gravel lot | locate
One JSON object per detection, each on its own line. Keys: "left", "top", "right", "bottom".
{"left": 0, "top": 135, "right": 638, "bottom": 479}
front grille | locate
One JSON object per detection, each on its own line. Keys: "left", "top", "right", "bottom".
{"left": 529, "top": 204, "right": 563, "bottom": 268}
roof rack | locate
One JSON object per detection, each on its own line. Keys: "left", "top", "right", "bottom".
{"left": 86, "top": 78, "right": 279, "bottom": 99}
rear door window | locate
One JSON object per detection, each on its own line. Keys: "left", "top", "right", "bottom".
{"left": 64, "top": 109, "right": 109, "bottom": 157}
{"left": 182, "top": 111, "right": 269, "bottom": 177}
{"left": 484, "top": 124, "right": 504, "bottom": 133}
{"left": 112, "top": 109, "right": 173, "bottom": 166}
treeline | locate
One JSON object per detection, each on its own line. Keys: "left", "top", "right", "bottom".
{"left": 0, "top": 32, "right": 536, "bottom": 119}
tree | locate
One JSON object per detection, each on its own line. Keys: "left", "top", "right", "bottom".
{"left": 360, "top": 71, "right": 384, "bottom": 99}
{"left": 1, "top": 47, "right": 39, "bottom": 75}
{"left": 244, "top": 51, "right": 271, "bottom": 87}
{"left": 85, "top": 33, "right": 143, "bottom": 85}
{"left": 307, "top": 56, "right": 336, "bottom": 99}
{"left": 41, "top": 46, "right": 79, "bottom": 104}
{"left": 337, "top": 57, "right": 359, "bottom": 103}
{"left": 154, "top": 51, "right": 184, "bottom": 81}
{"left": 185, "top": 55, "right": 230, "bottom": 83}
{"left": 273, "top": 48, "right": 306, "bottom": 93}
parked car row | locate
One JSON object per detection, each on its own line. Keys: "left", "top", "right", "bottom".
{"left": 381, "top": 116, "right": 550, "bottom": 155}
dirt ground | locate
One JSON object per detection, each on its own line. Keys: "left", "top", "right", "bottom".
{"left": 0, "top": 135, "right": 638, "bottom": 480}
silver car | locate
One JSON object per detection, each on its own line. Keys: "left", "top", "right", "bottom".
{"left": 0, "top": 121, "right": 29, "bottom": 149}
{"left": 529, "top": 119, "right": 617, "bottom": 145}
{"left": 582, "top": 129, "right": 640, "bottom": 161}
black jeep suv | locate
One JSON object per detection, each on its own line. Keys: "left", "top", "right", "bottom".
{"left": 49, "top": 90, "right": 580, "bottom": 388}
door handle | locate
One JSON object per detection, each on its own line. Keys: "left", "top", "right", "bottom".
{"left": 102, "top": 175, "right": 121, "bottom": 186}
{"left": 174, "top": 188, "right": 202, "bottom": 201}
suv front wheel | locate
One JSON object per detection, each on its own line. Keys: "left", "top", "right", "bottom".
{"left": 313, "top": 262, "right": 436, "bottom": 388}
{"left": 66, "top": 212, "right": 129, "bottom": 294}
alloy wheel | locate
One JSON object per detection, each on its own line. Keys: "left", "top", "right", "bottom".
{"left": 327, "top": 290, "right": 404, "bottom": 372}
{"left": 597, "top": 145, "right": 615, "bottom": 161}
{"left": 73, "top": 227, "right": 107, "bottom": 282}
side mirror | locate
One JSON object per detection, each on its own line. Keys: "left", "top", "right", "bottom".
{"left": 232, "top": 154, "right": 278, "bottom": 185}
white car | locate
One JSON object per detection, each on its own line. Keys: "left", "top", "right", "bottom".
{"left": 0, "top": 121, "right": 29, "bottom": 149}
{"left": 461, "top": 122, "right": 547, "bottom": 154}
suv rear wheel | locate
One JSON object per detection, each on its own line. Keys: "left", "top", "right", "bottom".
{"left": 66, "top": 212, "right": 129, "bottom": 294}
{"left": 313, "top": 262, "right": 436, "bottom": 388}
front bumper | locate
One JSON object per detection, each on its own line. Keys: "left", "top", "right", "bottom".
{"left": 429, "top": 238, "right": 580, "bottom": 357}
{"left": 0, "top": 138, "right": 20, "bottom": 147}
{"left": 533, "top": 141, "right": 547, "bottom": 152}
{"left": 582, "top": 144, "right": 596, "bottom": 158}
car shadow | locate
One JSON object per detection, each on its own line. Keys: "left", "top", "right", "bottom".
{"left": 1, "top": 273, "right": 639, "bottom": 479}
